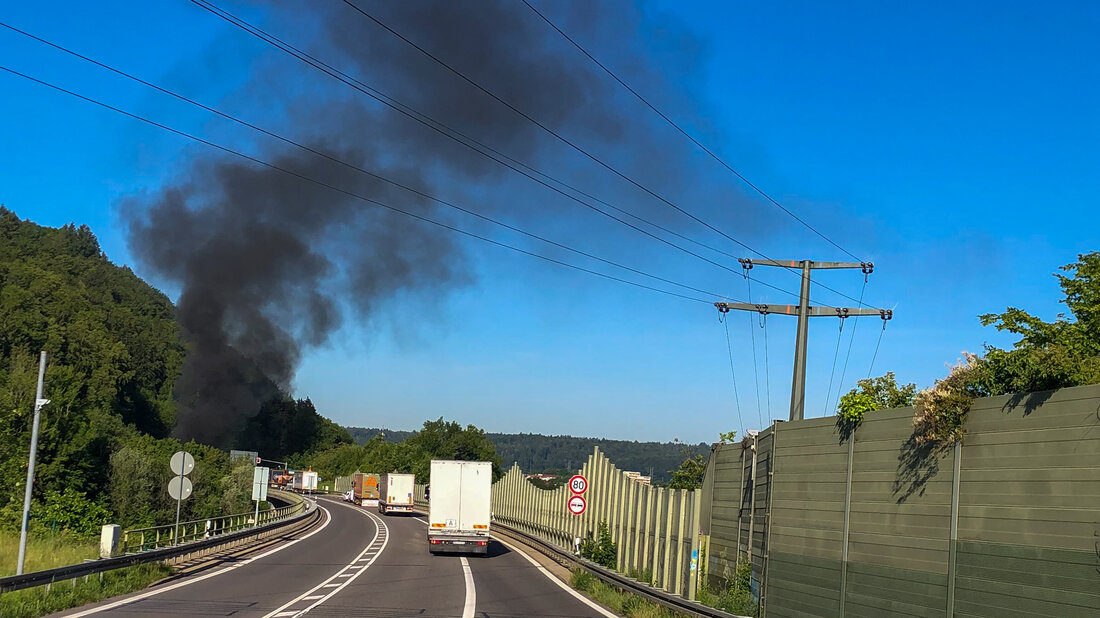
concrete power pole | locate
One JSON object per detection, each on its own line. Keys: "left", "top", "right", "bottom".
{"left": 17, "top": 351, "right": 49, "bottom": 576}
{"left": 716, "top": 259, "right": 892, "bottom": 422}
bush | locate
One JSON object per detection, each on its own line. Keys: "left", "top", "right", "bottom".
{"left": 913, "top": 354, "right": 985, "bottom": 443}
{"left": 579, "top": 521, "right": 617, "bottom": 569}
{"left": 836, "top": 391, "right": 877, "bottom": 425}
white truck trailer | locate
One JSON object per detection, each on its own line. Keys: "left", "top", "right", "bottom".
{"left": 427, "top": 460, "right": 491, "bottom": 555}
{"left": 291, "top": 470, "right": 318, "bottom": 493}
{"left": 379, "top": 473, "right": 416, "bottom": 515}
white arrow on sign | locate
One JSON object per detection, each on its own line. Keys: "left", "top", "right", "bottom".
{"left": 568, "top": 494, "right": 587, "bottom": 515}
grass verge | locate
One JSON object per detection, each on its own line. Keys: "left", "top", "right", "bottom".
{"left": 569, "top": 568, "right": 689, "bottom": 618}
{"left": 0, "top": 531, "right": 98, "bottom": 576}
{"left": 0, "top": 562, "right": 174, "bottom": 618}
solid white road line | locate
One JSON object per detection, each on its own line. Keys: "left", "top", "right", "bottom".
{"left": 492, "top": 535, "right": 619, "bottom": 618}
{"left": 260, "top": 500, "right": 390, "bottom": 618}
{"left": 65, "top": 503, "right": 330, "bottom": 617}
{"left": 460, "top": 557, "right": 477, "bottom": 618}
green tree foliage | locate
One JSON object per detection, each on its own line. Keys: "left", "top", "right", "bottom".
{"left": 238, "top": 397, "right": 351, "bottom": 461}
{"left": 837, "top": 371, "right": 917, "bottom": 424}
{"left": 0, "top": 210, "right": 342, "bottom": 533}
{"left": 295, "top": 418, "right": 502, "bottom": 484}
{"left": 0, "top": 209, "right": 184, "bottom": 530}
{"left": 916, "top": 252, "right": 1100, "bottom": 442}
{"left": 347, "top": 427, "right": 710, "bottom": 484}
{"left": 977, "top": 252, "right": 1100, "bottom": 393}
{"left": 667, "top": 453, "right": 706, "bottom": 490}
{"left": 579, "top": 521, "right": 617, "bottom": 569}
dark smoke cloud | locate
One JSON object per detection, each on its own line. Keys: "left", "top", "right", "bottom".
{"left": 125, "top": 0, "right": 711, "bottom": 445}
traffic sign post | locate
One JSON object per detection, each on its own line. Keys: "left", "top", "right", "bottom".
{"left": 252, "top": 466, "right": 270, "bottom": 527}
{"left": 568, "top": 474, "right": 588, "bottom": 494}
{"left": 169, "top": 450, "right": 195, "bottom": 545}
{"left": 568, "top": 495, "right": 587, "bottom": 516}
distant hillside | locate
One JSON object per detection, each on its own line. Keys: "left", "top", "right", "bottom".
{"left": 346, "top": 426, "right": 710, "bottom": 483}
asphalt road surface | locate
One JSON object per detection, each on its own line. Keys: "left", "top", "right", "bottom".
{"left": 57, "top": 496, "right": 614, "bottom": 618}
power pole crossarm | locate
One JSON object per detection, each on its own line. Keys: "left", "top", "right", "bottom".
{"left": 715, "top": 303, "right": 892, "bottom": 319}
{"left": 720, "top": 258, "right": 889, "bottom": 423}
{"left": 739, "top": 258, "right": 873, "bottom": 272}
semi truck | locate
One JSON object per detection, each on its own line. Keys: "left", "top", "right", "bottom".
{"left": 379, "top": 473, "right": 415, "bottom": 515}
{"left": 353, "top": 472, "right": 380, "bottom": 507}
{"left": 291, "top": 470, "right": 318, "bottom": 493}
{"left": 427, "top": 460, "right": 491, "bottom": 555}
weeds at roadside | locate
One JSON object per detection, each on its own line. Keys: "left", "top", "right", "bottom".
{"left": 569, "top": 567, "right": 687, "bottom": 618}
{"left": 0, "top": 562, "right": 173, "bottom": 618}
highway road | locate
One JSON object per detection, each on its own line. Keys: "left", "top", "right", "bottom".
{"left": 57, "top": 496, "right": 615, "bottom": 618}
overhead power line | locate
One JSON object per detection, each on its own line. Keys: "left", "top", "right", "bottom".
{"left": 335, "top": 0, "right": 872, "bottom": 307}
{"left": 187, "top": 0, "right": 816, "bottom": 305}
{"left": 0, "top": 64, "right": 724, "bottom": 306}
{"left": 0, "top": 20, "right": 734, "bottom": 304}
{"left": 519, "top": 0, "right": 864, "bottom": 262}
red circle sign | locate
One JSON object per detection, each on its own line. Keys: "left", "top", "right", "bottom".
{"left": 568, "top": 495, "right": 587, "bottom": 515}
{"left": 568, "top": 475, "right": 588, "bottom": 494}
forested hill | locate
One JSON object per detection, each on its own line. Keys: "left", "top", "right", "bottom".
{"left": 0, "top": 209, "right": 349, "bottom": 532}
{"left": 348, "top": 426, "right": 710, "bottom": 483}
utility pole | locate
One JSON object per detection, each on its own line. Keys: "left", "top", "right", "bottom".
{"left": 17, "top": 351, "right": 49, "bottom": 576}
{"left": 716, "top": 259, "right": 891, "bottom": 423}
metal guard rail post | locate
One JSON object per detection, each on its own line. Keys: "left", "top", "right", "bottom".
{"left": 0, "top": 495, "right": 318, "bottom": 595}
{"left": 490, "top": 518, "right": 748, "bottom": 618}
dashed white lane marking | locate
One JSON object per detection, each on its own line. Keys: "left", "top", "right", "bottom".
{"left": 274, "top": 612, "right": 296, "bottom": 617}
{"left": 460, "top": 557, "right": 476, "bottom": 618}
{"left": 492, "top": 535, "right": 618, "bottom": 618}
{"left": 65, "top": 502, "right": 328, "bottom": 617}
{"left": 303, "top": 595, "right": 324, "bottom": 600}
{"left": 260, "top": 501, "right": 390, "bottom": 618}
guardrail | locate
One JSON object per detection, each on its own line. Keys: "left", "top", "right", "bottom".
{"left": 120, "top": 490, "right": 306, "bottom": 552}
{"left": 0, "top": 493, "right": 318, "bottom": 595}
{"left": 491, "top": 519, "right": 746, "bottom": 618}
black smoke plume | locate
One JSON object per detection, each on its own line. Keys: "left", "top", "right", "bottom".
{"left": 125, "top": 0, "right": 708, "bottom": 445}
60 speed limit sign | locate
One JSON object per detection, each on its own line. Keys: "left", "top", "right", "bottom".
{"left": 568, "top": 474, "right": 588, "bottom": 494}
{"left": 568, "top": 494, "right": 587, "bottom": 515}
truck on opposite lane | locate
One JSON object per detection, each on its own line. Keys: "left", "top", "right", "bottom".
{"left": 427, "top": 460, "right": 491, "bottom": 555}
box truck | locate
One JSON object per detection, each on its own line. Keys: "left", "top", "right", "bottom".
{"left": 291, "top": 470, "right": 318, "bottom": 493}
{"left": 379, "top": 473, "right": 416, "bottom": 515}
{"left": 353, "top": 472, "right": 380, "bottom": 507}
{"left": 427, "top": 460, "right": 491, "bottom": 555}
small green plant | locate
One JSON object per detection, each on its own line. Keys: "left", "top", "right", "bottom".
{"left": 836, "top": 391, "right": 877, "bottom": 425}
{"left": 625, "top": 567, "right": 654, "bottom": 585}
{"left": 579, "top": 521, "right": 617, "bottom": 569}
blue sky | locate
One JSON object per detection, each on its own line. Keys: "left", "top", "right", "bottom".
{"left": 2, "top": 1, "right": 1097, "bottom": 443}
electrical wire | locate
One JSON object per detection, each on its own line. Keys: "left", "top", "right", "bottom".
{"left": 823, "top": 317, "right": 846, "bottom": 416}
{"left": 761, "top": 312, "right": 772, "bottom": 423}
{"left": 721, "top": 313, "right": 745, "bottom": 439}
{"left": 830, "top": 278, "right": 868, "bottom": 412}
{"left": 518, "top": 0, "right": 864, "bottom": 263}
{"left": 0, "top": 65, "right": 720, "bottom": 306}
{"left": 187, "top": 0, "right": 817, "bottom": 305}
{"left": 337, "top": 0, "right": 875, "bottom": 308}
{"left": 745, "top": 273, "right": 764, "bottom": 429}
{"left": 866, "top": 319, "right": 888, "bottom": 379}
{"left": 0, "top": 21, "right": 735, "bottom": 304}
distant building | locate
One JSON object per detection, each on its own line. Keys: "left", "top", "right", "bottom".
{"left": 230, "top": 449, "right": 258, "bottom": 462}
{"left": 623, "top": 471, "right": 651, "bottom": 485}
{"left": 524, "top": 473, "right": 559, "bottom": 481}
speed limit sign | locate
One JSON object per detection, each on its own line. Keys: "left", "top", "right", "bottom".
{"left": 568, "top": 474, "right": 588, "bottom": 494}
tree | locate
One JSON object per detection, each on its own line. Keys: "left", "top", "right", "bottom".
{"left": 978, "top": 252, "right": 1100, "bottom": 393}
{"left": 667, "top": 453, "right": 706, "bottom": 490}
{"left": 836, "top": 372, "right": 917, "bottom": 425}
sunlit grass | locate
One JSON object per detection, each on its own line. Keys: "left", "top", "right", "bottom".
{"left": 0, "top": 562, "right": 173, "bottom": 618}
{"left": 0, "top": 531, "right": 98, "bottom": 576}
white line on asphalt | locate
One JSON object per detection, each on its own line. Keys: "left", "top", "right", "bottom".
{"left": 303, "top": 595, "right": 323, "bottom": 600}
{"left": 492, "top": 536, "right": 619, "bottom": 618}
{"left": 460, "top": 557, "right": 477, "bottom": 618}
{"left": 260, "top": 501, "right": 390, "bottom": 618}
{"left": 65, "top": 502, "right": 330, "bottom": 617}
